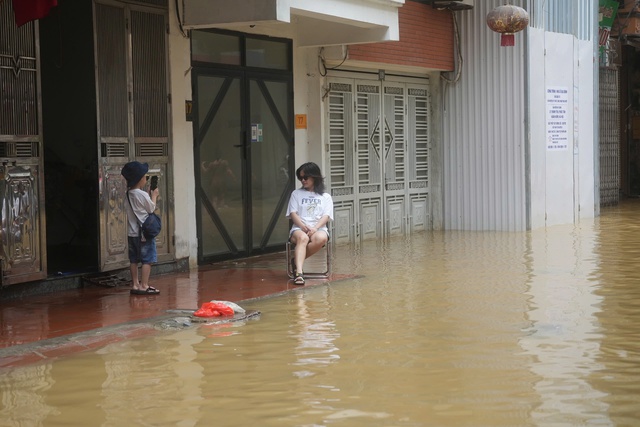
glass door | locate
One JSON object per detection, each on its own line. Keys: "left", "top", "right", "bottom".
{"left": 194, "top": 70, "right": 292, "bottom": 261}
{"left": 195, "top": 71, "right": 245, "bottom": 257}
{"left": 248, "top": 76, "right": 292, "bottom": 249}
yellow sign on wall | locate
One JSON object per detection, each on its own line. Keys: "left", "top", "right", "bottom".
{"left": 295, "top": 114, "right": 307, "bottom": 129}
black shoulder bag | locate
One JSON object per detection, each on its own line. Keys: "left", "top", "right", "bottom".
{"left": 126, "top": 191, "right": 162, "bottom": 240}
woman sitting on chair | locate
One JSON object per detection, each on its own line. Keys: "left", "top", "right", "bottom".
{"left": 286, "top": 162, "right": 334, "bottom": 285}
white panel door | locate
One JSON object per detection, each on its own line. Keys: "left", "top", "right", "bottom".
{"left": 326, "top": 77, "right": 430, "bottom": 244}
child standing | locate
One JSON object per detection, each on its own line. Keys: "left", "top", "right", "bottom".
{"left": 121, "top": 161, "right": 160, "bottom": 295}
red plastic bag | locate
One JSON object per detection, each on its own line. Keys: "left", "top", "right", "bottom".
{"left": 194, "top": 302, "right": 235, "bottom": 318}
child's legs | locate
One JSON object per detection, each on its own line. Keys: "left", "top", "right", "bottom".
{"left": 139, "top": 239, "right": 158, "bottom": 287}
{"left": 130, "top": 263, "right": 139, "bottom": 288}
{"left": 129, "top": 236, "right": 157, "bottom": 289}
{"left": 128, "top": 236, "right": 141, "bottom": 288}
{"left": 140, "top": 263, "right": 152, "bottom": 287}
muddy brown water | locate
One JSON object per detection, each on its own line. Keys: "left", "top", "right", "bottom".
{"left": 2, "top": 203, "right": 640, "bottom": 426}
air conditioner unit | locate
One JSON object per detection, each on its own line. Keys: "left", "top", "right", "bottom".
{"left": 429, "top": 0, "right": 474, "bottom": 11}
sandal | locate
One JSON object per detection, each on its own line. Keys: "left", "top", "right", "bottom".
{"left": 293, "top": 273, "right": 305, "bottom": 285}
{"left": 130, "top": 286, "right": 160, "bottom": 295}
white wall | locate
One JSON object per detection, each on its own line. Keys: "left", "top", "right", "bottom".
{"left": 292, "top": 47, "right": 325, "bottom": 169}
{"left": 168, "top": 1, "right": 197, "bottom": 266}
{"left": 578, "top": 38, "right": 596, "bottom": 221}
{"left": 443, "top": 0, "right": 597, "bottom": 231}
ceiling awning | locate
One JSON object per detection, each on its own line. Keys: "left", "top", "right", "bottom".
{"left": 182, "top": 0, "right": 403, "bottom": 46}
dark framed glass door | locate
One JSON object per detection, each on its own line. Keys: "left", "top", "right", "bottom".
{"left": 193, "top": 69, "right": 293, "bottom": 262}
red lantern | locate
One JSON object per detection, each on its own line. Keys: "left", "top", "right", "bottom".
{"left": 486, "top": 4, "right": 529, "bottom": 47}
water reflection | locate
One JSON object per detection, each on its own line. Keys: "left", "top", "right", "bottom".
{"left": 520, "top": 222, "right": 608, "bottom": 425}
{"left": 3, "top": 203, "right": 640, "bottom": 425}
{"left": 291, "top": 290, "right": 340, "bottom": 373}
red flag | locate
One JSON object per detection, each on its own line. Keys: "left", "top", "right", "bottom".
{"left": 12, "top": 0, "right": 58, "bottom": 27}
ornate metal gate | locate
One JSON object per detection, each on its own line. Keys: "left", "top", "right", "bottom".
{"left": 326, "top": 77, "right": 431, "bottom": 244}
{"left": 0, "top": 2, "right": 47, "bottom": 286}
{"left": 95, "top": 0, "right": 172, "bottom": 271}
{"left": 599, "top": 67, "right": 619, "bottom": 206}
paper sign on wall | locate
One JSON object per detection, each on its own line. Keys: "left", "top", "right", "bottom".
{"left": 546, "top": 87, "right": 569, "bottom": 151}
{"left": 251, "top": 123, "right": 263, "bottom": 142}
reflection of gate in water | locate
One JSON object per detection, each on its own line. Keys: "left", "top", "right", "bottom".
{"left": 326, "top": 77, "right": 431, "bottom": 245}
{"left": 0, "top": 1, "right": 46, "bottom": 285}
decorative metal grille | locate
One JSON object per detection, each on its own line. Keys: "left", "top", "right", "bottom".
{"left": 328, "top": 92, "right": 353, "bottom": 189}
{"left": 408, "top": 92, "right": 429, "bottom": 184}
{"left": 599, "top": 68, "right": 619, "bottom": 206}
{"left": 386, "top": 183, "right": 404, "bottom": 191}
{"left": 101, "top": 143, "right": 128, "bottom": 158}
{"left": 0, "top": 142, "right": 38, "bottom": 158}
{"left": 384, "top": 87, "right": 405, "bottom": 183}
{"left": 131, "top": 10, "right": 168, "bottom": 139}
{"left": 410, "top": 180, "right": 428, "bottom": 189}
{"left": 0, "top": 2, "right": 38, "bottom": 137}
{"left": 408, "top": 88, "right": 427, "bottom": 97}
{"left": 359, "top": 184, "right": 380, "bottom": 193}
{"left": 356, "top": 91, "right": 381, "bottom": 185}
{"left": 330, "top": 83, "right": 351, "bottom": 92}
{"left": 95, "top": 4, "right": 128, "bottom": 138}
{"left": 331, "top": 187, "right": 353, "bottom": 196}
{"left": 357, "top": 84, "right": 379, "bottom": 94}
{"left": 136, "top": 142, "right": 168, "bottom": 157}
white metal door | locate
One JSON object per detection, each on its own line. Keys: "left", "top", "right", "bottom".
{"left": 326, "top": 77, "right": 430, "bottom": 244}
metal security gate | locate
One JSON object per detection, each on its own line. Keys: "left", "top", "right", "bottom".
{"left": 0, "top": 3, "right": 47, "bottom": 286}
{"left": 95, "top": 0, "right": 173, "bottom": 271}
{"left": 191, "top": 30, "right": 293, "bottom": 263}
{"left": 599, "top": 67, "right": 619, "bottom": 206}
{"left": 326, "top": 77, "right": 431, "bottom": 244}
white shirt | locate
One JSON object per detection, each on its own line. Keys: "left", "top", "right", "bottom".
{"left": 125, "top": 188, "right": 156, "bottom": 237}
{"left": 286, "top": 188, "right": 334, "bottom": 234}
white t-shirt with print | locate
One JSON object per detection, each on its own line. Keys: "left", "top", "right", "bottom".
{"left": 286, "top": 189, "right": 334, "bottom": 235}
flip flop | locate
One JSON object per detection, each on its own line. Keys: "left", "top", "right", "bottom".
{"left": 130, "top": 286, "right": 160, "bottom": 295}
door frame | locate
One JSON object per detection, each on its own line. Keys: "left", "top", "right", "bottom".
{"left": 325, "top": 73, "right": 432, "bottom": 244}
{"left": 0, "top": 4, "right": 47, "bottom": 286}
{"left": 192, "top": 66, "right": 294, "bottom": 263}
{"left": 94, "top": 0, "right": 173, "bottom": 271}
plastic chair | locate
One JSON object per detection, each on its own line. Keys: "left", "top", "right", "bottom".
{"left": 286, "top": 241, "right": 332, "bottom": 278}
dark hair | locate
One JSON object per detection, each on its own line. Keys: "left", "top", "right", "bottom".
{"left": 296, "top": 162, "right": 325, "bottom": 195}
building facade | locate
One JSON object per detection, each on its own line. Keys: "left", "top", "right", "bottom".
{"left": 0, "top": 0, "right": 599, "bottom": 290}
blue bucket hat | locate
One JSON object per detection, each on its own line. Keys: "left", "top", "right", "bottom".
{"left": 121, "top": 161, "right": 149, "bottom": 188}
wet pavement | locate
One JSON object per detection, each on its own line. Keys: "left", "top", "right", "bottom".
{"left": 0, "top": 252, "right": 350, "bottom": 369}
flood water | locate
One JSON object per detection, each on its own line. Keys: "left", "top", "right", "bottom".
{"left": 2, "top": 204, "right": 640, "bottom": 426}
